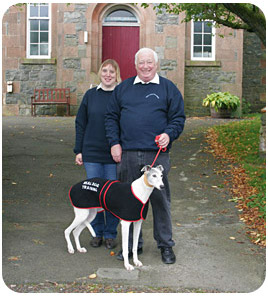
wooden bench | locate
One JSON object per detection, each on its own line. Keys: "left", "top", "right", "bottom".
{"left": 31, "top": 88, "right": 71, "bottom": 116}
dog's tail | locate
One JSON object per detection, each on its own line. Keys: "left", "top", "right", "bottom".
{"left": 84, "top": 221, "right": 96, "bottom": 237}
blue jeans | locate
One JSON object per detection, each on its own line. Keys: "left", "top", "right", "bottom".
{"left": 84, "top": 162, "right": 119, "bottom": 239}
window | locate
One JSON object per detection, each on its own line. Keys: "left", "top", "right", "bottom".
{"left": 191, "top": 20, "right": 215, "bottom": 60}
{"left": 27, "top": 3, "right": 51, "bottom": 58}
{"left": 104, "top": 9, "right": 137, "bottom": 23}
{"left": 103, "top": 8, "right": 139, "bottom": 26}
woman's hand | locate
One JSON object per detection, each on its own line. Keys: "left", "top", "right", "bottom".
{"left": 75, "top": 153, "right": 83, "bottom": 166}
{"left": 111, "top": 144, "right": 122, "bottom": 163}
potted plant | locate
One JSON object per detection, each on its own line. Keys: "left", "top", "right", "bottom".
{"left": 202, "top": 92, "right": 241, "bottom": 118}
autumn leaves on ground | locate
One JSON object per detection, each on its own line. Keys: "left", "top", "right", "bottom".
{"left": 206, "top": 115, "right": 266, "bottom": 247}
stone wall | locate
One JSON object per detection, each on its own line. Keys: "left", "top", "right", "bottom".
{"left": 60, "top": 3, "right": 89, "bottom": 113}
{"left": 242, "top": 31, "right": 266, "bottom": 113}
{"left": 151, "top": 7, "right": 186, "bottom": 98}
{"left": 5, "top": 62, "right": 57, "bottom": 115}
{"left": 184, "top": 65, "right": 236, "bottom": 117}
{"left": 154, "top": 12, "right": 179, "bottom": 78}
{"left": 2, "top": 4, "right": 264, "bottom": 117}
{"left": 2, "top": 5, "right": 59, "bottom": 116}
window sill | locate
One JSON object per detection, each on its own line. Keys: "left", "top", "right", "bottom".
{"left": 185, "top": 60, "right": 221, "bottom": 67}
{"left": 20, "top": 58, "right": 56, "bottom": 65}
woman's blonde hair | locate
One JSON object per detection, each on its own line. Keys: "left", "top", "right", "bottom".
{"left": 98, "top": 59, "right": 122, "bottom": 83}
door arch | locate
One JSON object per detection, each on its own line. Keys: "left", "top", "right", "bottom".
{"left": 102, "top": 6, "right": 140, "bottom": 80}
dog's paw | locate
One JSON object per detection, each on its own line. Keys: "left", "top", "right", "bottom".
{"left": 68, "top": 248, "right": 75, "bottom": 254}
{"left": 78, "top": 247, "right": 87, "bottom": 253}
{"left": 134, "top": 259, "right": 143, "bottom": 267}
{"left": 125, "top": 263, "right": 135, "bottom": 271}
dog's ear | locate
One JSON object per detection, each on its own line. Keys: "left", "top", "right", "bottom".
{"left": 156, "top": 165, "right": 164, "bottom": 172}
{"left": 141, "top": 165, "right": 151, "bottom": 173}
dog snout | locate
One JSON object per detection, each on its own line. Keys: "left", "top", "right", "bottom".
{"left": 160, "top": 184, "right": 165, "bottom": 190}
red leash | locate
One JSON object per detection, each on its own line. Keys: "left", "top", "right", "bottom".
{"left": 151, "top": 135, "right": 167, "bottom": 167}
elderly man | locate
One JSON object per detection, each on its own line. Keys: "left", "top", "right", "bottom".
{"left": 105, "top": 48, "right": 185, "bottom": 264}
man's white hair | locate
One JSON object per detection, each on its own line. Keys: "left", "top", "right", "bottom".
{"left": 135, "top": 48, "right": 159, "bottom": 65}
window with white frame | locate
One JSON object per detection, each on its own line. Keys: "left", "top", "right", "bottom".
{"left": 191, "top": 20, "right": 215, "bottom": 60}
{"left": 27, "top": 3, "right": 51, "bottom": 58}
{"left": 104, "top": 9, "right": 138, "bottom": 24}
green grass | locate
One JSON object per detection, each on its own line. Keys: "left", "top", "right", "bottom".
{"left": 214, "top": 115, "right": 266, "bottom": 218}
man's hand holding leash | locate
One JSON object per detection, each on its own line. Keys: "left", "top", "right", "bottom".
{"left": 111, "top": 133, "right": 169, "bottom": 164}
{"left": 155, "top": 133, "right": 170, "bottom": 149}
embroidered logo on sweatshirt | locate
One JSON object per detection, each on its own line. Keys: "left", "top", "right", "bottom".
{"left": 145, "top": 93, "right": 160, "bottom": 99}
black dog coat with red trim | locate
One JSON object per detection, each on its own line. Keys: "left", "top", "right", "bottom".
{"left": 69, "top": 178, "right": 149, "bottom": 222}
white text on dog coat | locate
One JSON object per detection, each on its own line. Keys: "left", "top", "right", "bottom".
{"left": 82, "top": 181, "right": 100, "bottom": 192}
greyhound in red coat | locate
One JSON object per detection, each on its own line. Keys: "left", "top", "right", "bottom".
{"left": 64, "top": 165, "right": 164, "bottom": 271}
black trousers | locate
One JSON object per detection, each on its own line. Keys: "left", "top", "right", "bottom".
{"left": 117, "top": 150, "right": 175, "bottom": 249}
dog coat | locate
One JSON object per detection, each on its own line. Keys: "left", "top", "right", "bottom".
{"left": 69, "top": 178, "right": 149, "bottom": 222}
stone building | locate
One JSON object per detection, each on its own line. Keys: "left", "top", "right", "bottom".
{"left": 2, "top": 3, "right": 266, "bottom": 116}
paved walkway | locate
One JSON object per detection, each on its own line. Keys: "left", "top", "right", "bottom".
{"left": 2, "top": 116, "right": 266, "bottom": 293}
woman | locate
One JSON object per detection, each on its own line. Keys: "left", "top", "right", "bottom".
{"left": 74, "top": 59, "right": 121, "bottom": 249}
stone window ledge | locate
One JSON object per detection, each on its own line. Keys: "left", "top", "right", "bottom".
{"left": 20, "top": 58, "right": 57, "bottom": 65}
{"left": 185, "top": 60, "right": 221, "bottom": 67}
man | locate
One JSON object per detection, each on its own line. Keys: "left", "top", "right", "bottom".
{"left": 105, "top": 48, "right": 185, "bottom": 264}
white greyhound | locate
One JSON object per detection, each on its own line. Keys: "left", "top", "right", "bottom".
{"left": 64, "top": 164, "right": 164, "bottom": 271}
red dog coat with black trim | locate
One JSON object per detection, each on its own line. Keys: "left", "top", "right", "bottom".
{"left": 69, "top": 178, "right": 149, "bottom": 222}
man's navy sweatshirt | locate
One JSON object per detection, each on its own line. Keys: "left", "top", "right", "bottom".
{"left": 74, "top": 87, "right": 115, "bottom": 164}
{"left": 105, "top": 76, "right": 186, "bottom": 151}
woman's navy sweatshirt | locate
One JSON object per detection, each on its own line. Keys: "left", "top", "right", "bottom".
{"left": 74, "top": 87, "right": 115, "bottom": 164}
{"left": 105, "top": 76, "right": 186, "bottom": 151}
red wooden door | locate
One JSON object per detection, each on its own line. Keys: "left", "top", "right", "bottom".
{"left": 102, "top": 26, "right": 140, "bottom": 81}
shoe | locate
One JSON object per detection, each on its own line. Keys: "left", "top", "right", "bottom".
{"left": 90, "top": 237, "right": 103, "bottom": 248}
{"left": 116, "top": 247, "right": 143, "bottom": 261}
{"left": 105, "top": 238, "right": 117, "bottom": 249}
{"left": 160, "top": 247, "right": 176, "bottom": 264}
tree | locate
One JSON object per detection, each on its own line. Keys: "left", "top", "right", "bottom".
{"left": 141, "top": 3, "right": 266, "bottom": 46}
